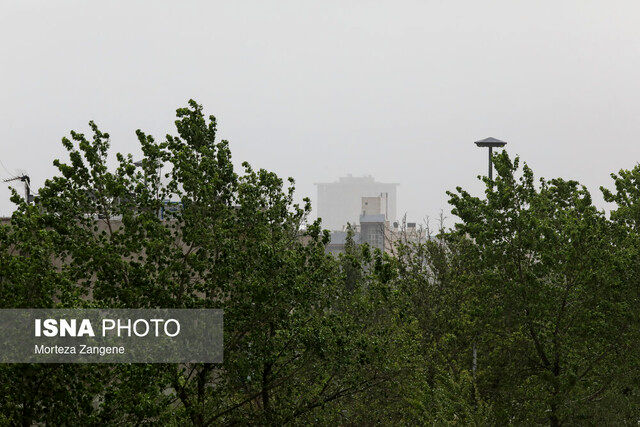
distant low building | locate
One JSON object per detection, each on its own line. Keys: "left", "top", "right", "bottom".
{"left": 326, "top": 195, "right": 425, "bottom": 255}
{"left": 325, "top": 230, "right": 356, "bottom": 256}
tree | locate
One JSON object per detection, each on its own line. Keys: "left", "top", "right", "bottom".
{"left": 0, "top": 100, "right": 408, "bottom": 424}
{"left": 5, "top": 101, "right": 639, "bottom": 424}
{"left": 447, "top": 152, "right": 639, "bottom": 424}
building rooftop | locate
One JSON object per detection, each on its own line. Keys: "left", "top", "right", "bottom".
{"left": 315, "top": 175, "right": 399, "bottom": 186}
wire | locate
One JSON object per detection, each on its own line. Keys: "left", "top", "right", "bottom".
{"left": 0, "top": 158, "right": 13, "bottom": 178}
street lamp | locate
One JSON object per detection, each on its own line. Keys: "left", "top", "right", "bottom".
{"left": 474, "top": 137, "right": 507, "bottom": 180}
{"left": 470, "top": 137, "right": 507, "bottom": 379}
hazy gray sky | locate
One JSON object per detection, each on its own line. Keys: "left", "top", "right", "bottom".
{"left": 2, "top": 1, "right": 640, "bottom": 223}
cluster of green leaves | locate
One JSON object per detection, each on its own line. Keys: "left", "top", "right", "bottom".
{"left": 2, "top": 101, "right": 640, "bottom": 425}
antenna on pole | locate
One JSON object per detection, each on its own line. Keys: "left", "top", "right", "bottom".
{"left": 4, "top": 174, "right": 32, "bottom": 204}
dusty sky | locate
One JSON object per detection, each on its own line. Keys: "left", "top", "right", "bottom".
{"left": 2, "top": 1, "right": 640, "bottom": 225}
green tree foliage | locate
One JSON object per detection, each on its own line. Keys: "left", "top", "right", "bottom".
{"left": 0, "top": 101, "right": 411, "bottom": 425}
{"left": 2, "top": 104, "right": 640, "bottom": 424}
{"left": 447, "top": 152, "right": 640, "bottom": 425}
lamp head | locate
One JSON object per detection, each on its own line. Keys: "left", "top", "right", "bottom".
{"left": 474, "top": 137, "right": 507, "bottom": 148}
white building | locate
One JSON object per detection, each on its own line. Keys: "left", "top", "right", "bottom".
{"left": 315, "top": 175, "right": 398, "bottom": 231}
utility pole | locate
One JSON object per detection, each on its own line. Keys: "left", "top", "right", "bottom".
{"left": 4, "top": 174, "right": 31, "bottom": 203}
{"left": 474, "top": 137, "right": 507, "bottom": 180}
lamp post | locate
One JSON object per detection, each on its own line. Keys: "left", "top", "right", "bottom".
{"left": 470, "top": 137, "right": 507, "bottom": 380}
{"left": 474, "top": 137, "right": 507, "bottom": 180}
